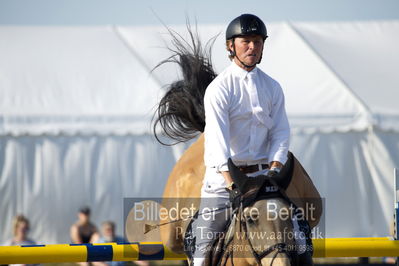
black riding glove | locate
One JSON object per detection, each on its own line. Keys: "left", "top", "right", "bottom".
{"left": 226, "top": 184, "right": 241, "bottom": 210}
{"left": 266, "top": 168, "right": 280, "bottom": 178}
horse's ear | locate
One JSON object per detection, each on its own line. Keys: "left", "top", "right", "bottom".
{"left": 227, "top": 158, "right": 247, "bottom": 189}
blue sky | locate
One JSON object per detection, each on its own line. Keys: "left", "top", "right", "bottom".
{"left": 0, "top": 0, "right": 398, "bottom": 25}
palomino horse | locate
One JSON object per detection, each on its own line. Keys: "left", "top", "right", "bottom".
{"left": 161, "top": 135, "right": 322, "bottom": 265}
{"left": 153, "top": 25, "right": 323, "bottom": 265}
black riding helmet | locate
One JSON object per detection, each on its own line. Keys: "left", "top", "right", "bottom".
{"left": 226, "top": 14, "right": 268, "bottom": 68}
{"left": 226, "top": 14, "right": 268, "bottom": 41}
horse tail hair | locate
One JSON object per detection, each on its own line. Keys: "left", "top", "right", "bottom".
{"left": 152, "top": 22, "right": 218, "bottom": 145}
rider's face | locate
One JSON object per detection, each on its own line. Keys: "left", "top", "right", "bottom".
{"left": 230, "top": 35, "right": 264, "bottom": 70}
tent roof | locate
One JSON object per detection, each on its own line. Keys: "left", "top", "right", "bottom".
{"left": 0, "top": 21, "right": 398, "bottom": 135}
{"left": 291, "top": 21, "right": 399, "bottom": 132}
{"left": 0, "top": 26, "right": 161, "bottom": 135}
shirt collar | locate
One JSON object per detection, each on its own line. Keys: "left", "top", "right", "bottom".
{"left": 230, "top": 61, "right": 258, "bottom": 80}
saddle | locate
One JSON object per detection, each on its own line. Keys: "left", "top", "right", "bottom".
{"left": 227, "top": 151, "right": 295, "bottom": 209}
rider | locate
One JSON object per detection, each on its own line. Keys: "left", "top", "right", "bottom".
{"left": 192, "top": 14, "right": 290, "bottom": 265}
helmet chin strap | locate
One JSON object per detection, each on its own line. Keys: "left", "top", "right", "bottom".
{"left": 231, "top": 39, "right": 263, "bottom": 69}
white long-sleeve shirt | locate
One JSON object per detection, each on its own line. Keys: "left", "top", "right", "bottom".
{"left": 204, "top": 62, "right": 290, "bottom": 172}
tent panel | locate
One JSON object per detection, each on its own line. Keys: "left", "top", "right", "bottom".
{"left": 0, "top": 135, "right": 182, "bottom": 244}
{"left": 290, "top": 131, "right": 392, "bottom": 237}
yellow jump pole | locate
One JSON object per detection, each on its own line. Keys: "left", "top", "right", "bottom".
{"left": 313, "top": 237, "right": 399, "bottom": 257}
{"left": 0, "top": 242, "right": 185, "bottom": 264}
{"left": 1, "top": 238, "right": 399, "bottom": 264}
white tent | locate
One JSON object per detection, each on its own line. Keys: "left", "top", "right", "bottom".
{"left": 0, "top": 21, "right": 398, "bottom": 244}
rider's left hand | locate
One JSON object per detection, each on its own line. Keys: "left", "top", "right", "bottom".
{"left": 267, "top": 167, "right": 280, "bottom": 178}
{"left": 226, "top": 184, "right": 241, "bottom": 210}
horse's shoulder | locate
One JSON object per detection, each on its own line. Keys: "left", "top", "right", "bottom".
{"left": 290, "top": 154, "right": 320, "bottom": 197}
{"left": 288, "top": 153, "right": 323, "bottom": 228}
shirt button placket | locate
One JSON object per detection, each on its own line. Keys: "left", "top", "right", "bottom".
{"left": 246, "top": 73, "right": 258, "bottom": 157}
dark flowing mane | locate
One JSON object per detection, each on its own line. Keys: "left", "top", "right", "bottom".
{"left": 152, "top": 23, "right": 218, "bottom": 145}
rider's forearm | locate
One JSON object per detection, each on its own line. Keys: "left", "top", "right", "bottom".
{"left": 221, "top": 171, "right": 234, "bottom": 189}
